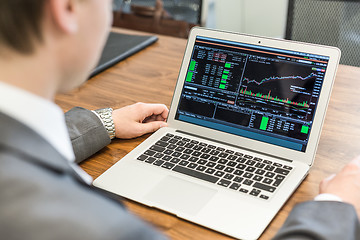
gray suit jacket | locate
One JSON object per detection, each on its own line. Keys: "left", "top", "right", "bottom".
{"left": 0, "top": 108, "right": 166, "bottom": 240}
{"left": 0, "top": 107, "right": 359, "bottom": 239}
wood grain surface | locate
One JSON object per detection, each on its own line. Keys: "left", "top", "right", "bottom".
{"left": 55, "top": 27, "right": 360, "bottom": 240}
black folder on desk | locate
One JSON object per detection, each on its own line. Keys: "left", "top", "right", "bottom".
{"left": 90, "top": 31, "right": 158, "bottom": 78}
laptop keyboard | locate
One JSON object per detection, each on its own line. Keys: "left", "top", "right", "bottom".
{"left": 135, "top": 133, "right": 293, "bottom": 200}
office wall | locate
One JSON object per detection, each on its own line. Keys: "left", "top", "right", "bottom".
{"left": 204, "top": 0, "right": 288, "bottom": 39}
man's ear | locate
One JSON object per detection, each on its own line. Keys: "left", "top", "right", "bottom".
{"left": 49, "top": 0, "right": 78, "bottom": 34}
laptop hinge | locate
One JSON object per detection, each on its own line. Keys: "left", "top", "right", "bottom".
{"left": 175, "top": 130, "right": 293, "bottom": 163}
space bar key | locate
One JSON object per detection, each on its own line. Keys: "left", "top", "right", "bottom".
{"left": 172, "top": 166, "right": 219, "bottom": 183}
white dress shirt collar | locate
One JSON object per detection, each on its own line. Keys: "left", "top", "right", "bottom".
{"left": 0, "top": 81, "right": 75, "bottom": 162}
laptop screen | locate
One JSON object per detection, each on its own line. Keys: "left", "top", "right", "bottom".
{"left": 175, "top": 36, "right": 330, "bottom": 152}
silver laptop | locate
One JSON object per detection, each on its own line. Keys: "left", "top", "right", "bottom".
{"left": 93, "top": 27, "right": 340, "bottom": 240}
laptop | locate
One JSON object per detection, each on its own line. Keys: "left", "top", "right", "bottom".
{"left": 93, "top": 27, "right": 340, "bottom": 240}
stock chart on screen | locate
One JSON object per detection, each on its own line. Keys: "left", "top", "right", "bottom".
{"left": 175, "top": 36, "right": 329, "bottom": 151}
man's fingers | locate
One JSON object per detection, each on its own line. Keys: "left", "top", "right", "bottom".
{"left": 137, "top": 103, "right": 169, "bottom": 120}
{"left": 138, "top": 121, "right": 168, "bottom": 135}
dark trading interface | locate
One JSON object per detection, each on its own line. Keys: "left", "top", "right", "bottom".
{"left": 175, "top": 36, "right": 330, "bottom": 152}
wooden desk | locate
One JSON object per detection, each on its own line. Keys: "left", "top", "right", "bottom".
{"left": 56, "top": 28, "right": 360, "bottom": 240}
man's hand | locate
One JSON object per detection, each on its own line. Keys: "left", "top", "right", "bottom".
{"left": 320, "top": 155, "right": 360, "bottom": 217}
{"left": 112, "top": 102, "right": 169, "bottom": 139}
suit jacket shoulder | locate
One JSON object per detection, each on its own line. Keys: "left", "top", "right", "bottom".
{"left": 273, "top": 201, "right": 360, "bottom": 240}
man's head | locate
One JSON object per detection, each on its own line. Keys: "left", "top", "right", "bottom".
{"left": 0, "top": 0, "right": 113, "bottom": 97}
{"left": 0, "top": 0, "right": 46, "bottom": 54}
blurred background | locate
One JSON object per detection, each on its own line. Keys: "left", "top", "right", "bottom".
{"left": 112, "top": 0, "right": 360, "bottom": 67}
{"left": 112, "top": 0, "right": 288, "bottom": 39}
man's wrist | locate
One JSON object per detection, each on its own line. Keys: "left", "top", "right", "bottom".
{"left": 92, "top": 108, "right": 116, "bottom": 139}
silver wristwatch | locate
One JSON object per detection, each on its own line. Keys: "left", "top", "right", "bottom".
{"left": 92, "top": 108, "right": 116, "bottom": 139}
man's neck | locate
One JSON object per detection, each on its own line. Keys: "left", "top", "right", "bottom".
{"left": 0, "top": 46, "right": 59, "bottom": 101}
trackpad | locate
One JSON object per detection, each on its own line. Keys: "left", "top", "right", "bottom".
{"left": 144, "top": 176, "right": 217, "bottom": 216}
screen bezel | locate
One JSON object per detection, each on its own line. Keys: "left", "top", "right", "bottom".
{"left": 167, "top": 27, "right": 340, "bottom": 166}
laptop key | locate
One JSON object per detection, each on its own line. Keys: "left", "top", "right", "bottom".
{"left": 217, "top": 179, "right": 231, "bottom": 187}
{"left": 200, "top": 153, "right": 211, "bottom": 159}
{"left": 145, "top": 157, "right": 156, "bottom": 164}
{"left": 172, "top": 152, "right": 181, "bottom": 158}
{"left": 160, "top": 136, "right": 170, "bottom": 142}
{"left": 245, "top": 160, "right": 256, "bottom": 166}
{"left": 215, "top": 171, "right": 225, "bottom": 177}
{"left": 243, "top": 179, "right": 253, "bottom": 186}
{"left": 172, "top": 165, "right": 219, "bottom": 183}
{"left": 162, "top": 162, "right": 175, "bottom": 169}
{"left": 206, "top": 161, "right": 216, "bottom": 168}
{"left": 167, "top": 144, "right": 177, "bottom": 149}
{"left": 183, "top": 149, "right": 193, "bottom": 154}
{"left": 219, "top": 152, "right": 229, "bottom": 158}
{"left": 263, "top": 178, "right": 273, "bottom": 185}
{"left": 283, "top": 165, "right": 293, "bottom": 170}
{"left": 184, "top": 143, "right": 194, "bottom": 148}
{"left": 196, "top": 166, "right": 206, "bottom": 172}
{"left": 170, "top": 158, "right": 180, "bottom": 164}
{"left": 205, "top": 168, "right": 216, "bottom": 174}
{"left": 264, "top": 165, "right": 275, "bottom": 171}
{"left": 265, "top": 172, "right": 275, "bottom": 178}
{"left": 255, "top": 169, "right": 265, "bottom": 175}
{"left": 201, "top": 148, "right": 211, "bottom": 153}
{"left": 155, "top": 141, "right": 168, "bottom": 147}
{"left": 250, "top": 189, "right": 261, "bottom": 197}
{"left": 235, "top": 152, "right": 244, "bottom": 156}
{"left": 175, "top": 146, "right": 185, "bottom": 152}
{"left": 226, "top": 161, "right": 237, "bottom": 167}
{"left": 230, "top": 183, "right": 241, "bottom": 190}
{"left": 150, "top": 145, "right": 165, "bottom": 152}
{"left": 154, "top": 153, "right": 164, "bottom": 158}
{"left": 224, "top": 173, "right": 234, "bottom": 180}
{"left": 275, "top": 168, "right": 290, "bottom": 175}
{"left": 137, "top": 154, "right": 147, "bottom": 161}
{"left": 224, "top": 167, "right": 235, "bottom": 173}
{"left": 179, "top": 160, "right": 189, "bottom": 166}
{"left": 253, "top": 182, "right": 276, "bottom": 192}
{"left": 144, "top": 150, "right": 156, "bottom": 156}
{"left": 177, "top": 141, "right": 186, "bottom": 146}
{"left": 209, "top": 156, "right": 219, "bottom": 162}
{"left": 263, "top": 160, "right": 272, "bottom": 165}
{"left": 215, "top": 164, "right": 225, "bottom": 170}
{"left": 153, "top": 160, "right": 164, "bottom": 166}
{"left": 163, "top": 149, "right": 173, "bottom": 155}
{"left": 197, "top": 159, "right": 207, "bottom": 165}
{"left": 234, "top": 170, "right": 244, "bottom": 176}
{"left": 192, "top": 151, "right": 202, "bottom": 157}
{"left": 209, "top": 150, "right": 220, "bottom": 156}
{"left": 239, "top": 188, "right": 249, "bottom": 193}
{"left": 169, "top": 139, "right": 178, "bottom": 144}
{"left": 233, "top": 176, "right": 244, "bottom": 183}
{"left": 162, "top": 155, "right": 172, "bottom": 161}
{"left": 260, "top": 194, "right": 269, "bottom": 200}
{"left": 180, "top": 154, "right": 190, "bottom": 160}
{"left": 188, "top": 163, "right": 198, "bottom": 169}
{"left": 189, "top": 156, "right": 199, "bottom": 162}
